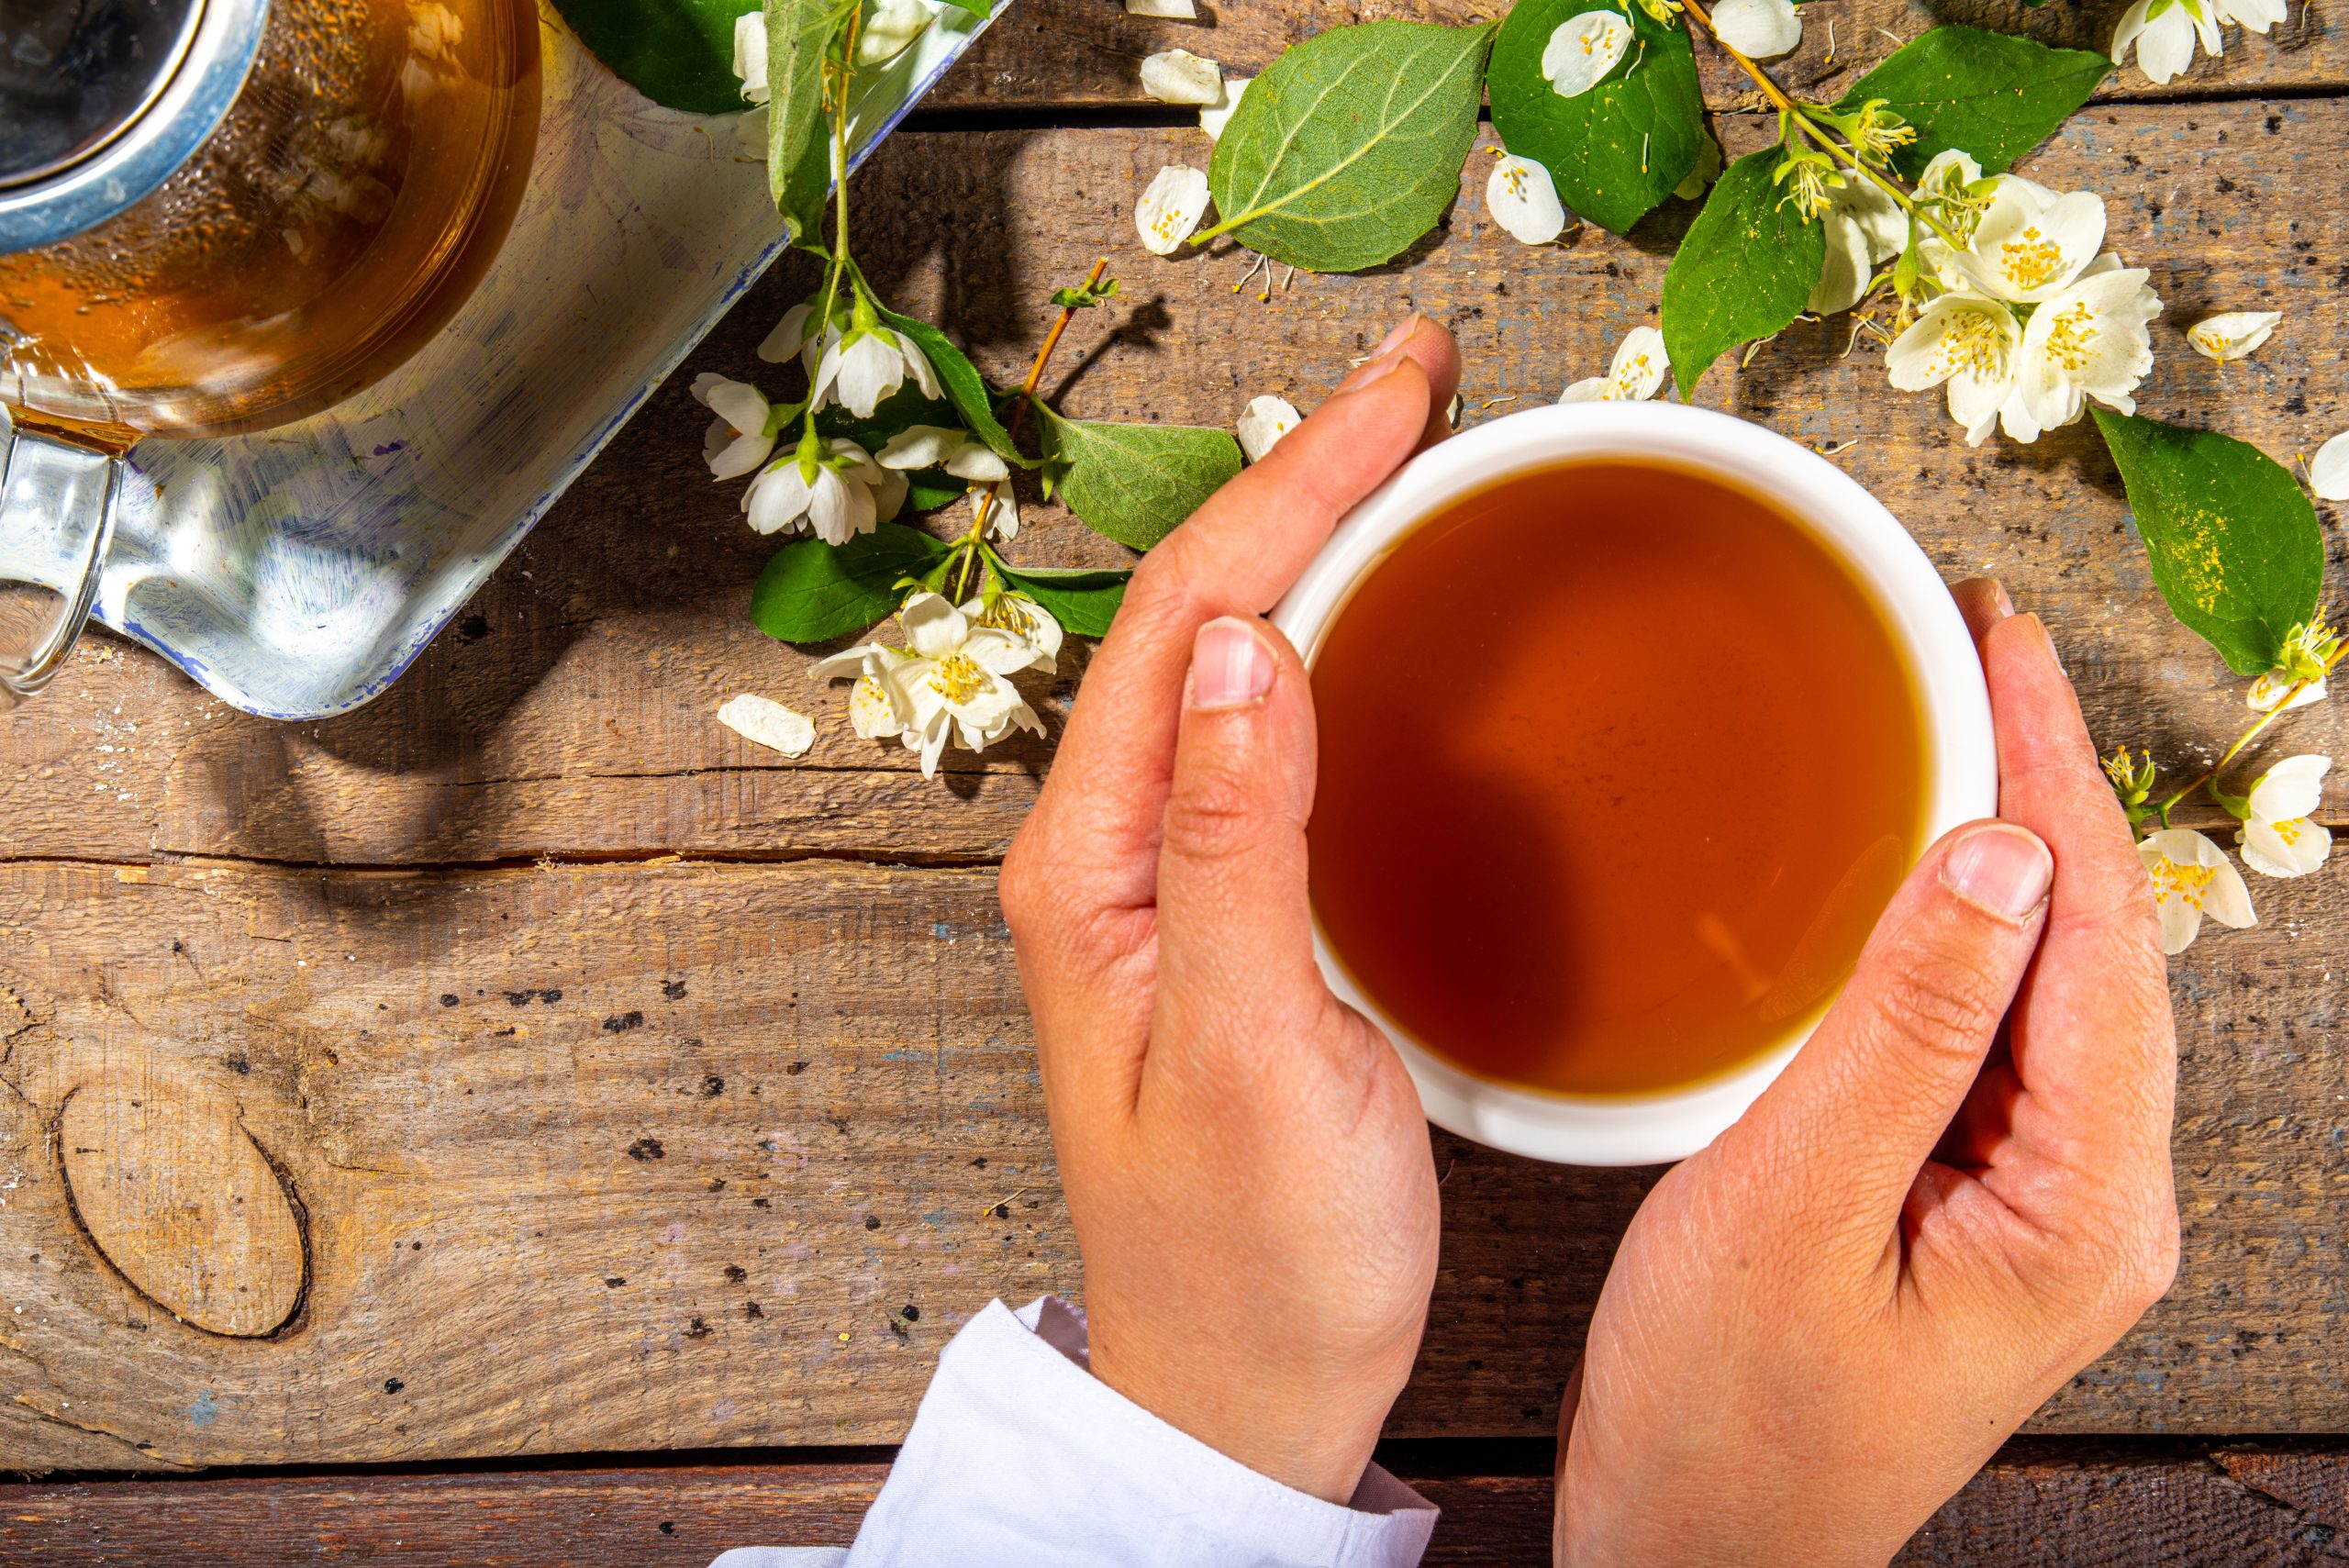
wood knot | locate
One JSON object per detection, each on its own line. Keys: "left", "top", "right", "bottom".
{"left": 57, "top": 1077, "right": 308, "bottom": 1338}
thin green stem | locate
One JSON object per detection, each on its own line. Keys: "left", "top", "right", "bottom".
{"left": 1676, "top": 0, "right": 1967, "bottom": 252}
{"left": 807, "top": 7, "right": 863, "bottom": 439}
{"left": 2150, "top": 645, "right": 2349, "bottom": 825}
{"left": 946, "top": 256, "right": 1110, "bottom": 601}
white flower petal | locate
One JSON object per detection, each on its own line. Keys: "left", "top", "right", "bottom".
{"left": 731, "top": 11, "right": 770, "bottom": 103}
{"left": 1135, "top": 164, "right": 1211, "bottom": 256}
{"left": 1957, "top": 183, "right": 2107, "bottom": 303}
{"left": 900, "top": 593, "right": 970, "bottom": 660}
{"left": 896, "top": 335, "right": 942, "bottom": 401}
{"left": 1609, "top": 325, "right": 1669, "bottom": 401}
{"left": 975, "top": 594, "right": 1063, "bottom": 672}
{"left": 2216, "top": 0, "right": 2285, "bottom": 28}
{"left": 1141, "top": 48, "right": 1223, "bottom": 106}
{"left": 744, "top": 461, "right": 814, "bottom": 535}
{"left": 979, "top": 478, "right": 1019, "bottom": 540}
{"left": 875, "top": 425, "right": 965, "bottom": 470}
{"left": 1124, "top": 0, "right": 1197, "bottom": 15}
{"left": 2247, "top": 753, "right": 2330, "bottom": 824}
{"left": 2241, "top": 816, "right": 2332, "bottom": 878}
{"left": 1542, "top": 12, "right": 1632, "bottom": 97}
{"left": 2141, "top": 828, "right": 2256, "bottom": 953}
{"left": 765, "top": 303, "right": 822, "bottom": 363}
{"left": 1710, "top": 0, "right": 1801, "bottom": 57}
{"left": 945, "top": 444, "right": 1011, "bottom": 483}
{"left": 2249, "top": 671, "right": 2327, "bottom": 712}
{"left": 2188, "top": 310, "right": 2281, "bottom": 362}
{"left": 1486, "top": 154, "right": 1568, "bottom": 245}
{"left": 1558, "top": 375, "right": 1609, "bottom": 404}
{"left": 1199, "top": 75, "right": 1252, "bottom": 140}
{"left": 2115, "top": 0, "right": 2205, "bottom": 84}
{"left": 706, "top": 422, "right": 777, "bottom": 481}
{"left": 848, "top": 673, "right": 905, "bottom": 740}
{"left": 873, "top": 467, "right": 908, "bottom": 525}
{"left": 857, "top": 0, "right": 934, "bottom": 66}
{"left": 1885, "top": 293, "right": 2021, "bottom": 448}
{"left": 823, "top": 332, "right": 906, "bottom": 418}
{"left": 2017, "top": 266, "right": 2160, "bottom": 434}
{"left": 1237, "top": 394, "right": 1302, "bottom": 462}
{"left": 717, "top": 694, "right": 815, "bottom": 758}
{"left": 2307, "top": 431, "right": 2349, "bottom": 502}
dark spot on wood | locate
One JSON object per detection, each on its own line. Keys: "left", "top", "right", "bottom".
{"left": 493, "top": 1027, "right": 517, "bottom": 1038}
{"left": 223, "top": 1053, "right": 250, "bottom": 1075}
{"left": 785, "top": 1061, "right": 807, "bottom": 1074}
{"left": 605, "top": 1276, "right": 626, "bottom": 1287}
{"left": 863, "top": 1215, "right": 882, "bottom": 1230}
{"left": 605, "top": 1011, "right": 645, "bottom": 1032}
{"left": 901, "top": 1304, "right": 919, "bottom": 1321}
{"left": 706, "top": 1177, "right": 727, "bottom": 1192}
{"left": 411, "top": 1240, "right": 423, "bottom": 1251}
{"left": 440, "top": 994, "right": 459, "bottom": 1007}
{"left": 2216, "top": 175, "right": 2237, "bottom": 193}
{"left": 745, "top": 1301, "right": 763, "bottom": 1318}
{"left": 459, "top": 614, "right": 491, "bottom": 640}
{"left": 663, "top": 981, "right": 687, "bottom": 999}
{"left": 700, "top": 1075, "right": 724, "bottom": 1096}
{"left": 659, "top": 1522, "right": 675, "bottom": 1536}
{"left": 970, "top": 1156, "right": 987, "bottom": 1168}
{"left": 685, "top": 1318, "right": 712, "bottom": 1340}
{"left": 2267, "top": 113, "right": 2285, "bottom": 133}
{"left": 751, "top": 1197, "right": 772, "bottom": 1208}
{"left": 2286, "top": 394, "right": 2309, "bottom": 415}
{"left": 384, "top": 1378, "right": 404, "bottom": 1394}
{"left": 724, "top": 1264, "right": 746, "bottom": 1283}
{"left": 627, "top": 1137, "right": 665, "bottom": 1161}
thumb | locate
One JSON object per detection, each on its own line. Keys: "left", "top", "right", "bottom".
{"left": 1148, "top": 616, "right": 1331, "bottom": 1069}
{"left": 1731, "top": 820, "right": 2054, "bottom": 1240}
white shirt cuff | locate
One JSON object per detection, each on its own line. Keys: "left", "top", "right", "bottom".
{"left": 829, "top": 1294, "right": 1437, "bottom": 1566}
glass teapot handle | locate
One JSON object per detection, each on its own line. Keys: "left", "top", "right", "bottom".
{"left": 0, "top": 430, "right": 120, "bottom": 711}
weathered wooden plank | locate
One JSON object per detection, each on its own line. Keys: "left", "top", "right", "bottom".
{"left": 0, "top": 852, "right": 2343, "bottom": 1469}
{"left": 5, "top": 100, "right": 2343, "bottom": 865}
{"left": 930, "top": 0, "right": 2348, "bottom": 111}
{"left": 3, "top": 1442, "right": 2347, "bottom": 1563}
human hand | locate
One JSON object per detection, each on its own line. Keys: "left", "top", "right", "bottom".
{"left": 999, "top": 317, "right": 1461, "bottom": 1504}
{"left": 1555, "top": 582, "right": 2180, "bottom": 1566}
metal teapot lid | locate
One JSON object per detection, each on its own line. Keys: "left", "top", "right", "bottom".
{"left": 0, "top": 0, "right": 269, "bottom": 255}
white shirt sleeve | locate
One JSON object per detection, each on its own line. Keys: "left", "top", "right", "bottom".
{"left": 708, "top": 1295, "right": 1438, "bottom": 1568}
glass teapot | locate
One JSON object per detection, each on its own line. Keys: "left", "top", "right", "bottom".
{"left": 0, "top": 0, "right": 540, "bottom": 706}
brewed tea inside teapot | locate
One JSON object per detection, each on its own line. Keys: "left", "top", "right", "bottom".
{"left": 0, "top": 0, "right": 540, "bottom": 703}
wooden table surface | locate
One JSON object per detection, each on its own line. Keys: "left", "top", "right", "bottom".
{"left": 6, "top": 1, "right": 2349, "bottom": 1560}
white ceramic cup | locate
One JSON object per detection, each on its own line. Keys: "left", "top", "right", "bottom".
{"left": 1270, "top": 400, "right": 1998, "bottom": 1167}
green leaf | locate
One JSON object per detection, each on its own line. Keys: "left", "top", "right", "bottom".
{"left": 751, "top": 524, "right": 946, "bottom": 644}
{"left": 1038, "top": 408, "right": 1243, "bottom": 550}
{"left": 551, "top": 0, "right": 759, "bottom": 114}
{"left": 2092, "top": 411, "right": 2326, "bottom": 676}
{"left": 1834, "top": 26, "right": 2110, "bottom": 180}
{"left": 766, "top": 0, "right": 850, "bottom": 237}
{"left": 1659, "top": 150, "right": 1826, "bottom": 400}
{"left": 864, "top": 295, "right": 1025, "bottom": 461}
{"left": 1487, "top": 0, "right": 1703, "bottom": 236}
{"left": 1202, "top": 20, "right": 1496, "bottom": 272}
{"left": 994, "top": 563, "right": 1132, "bottom": 638}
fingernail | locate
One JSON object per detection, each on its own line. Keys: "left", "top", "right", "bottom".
{"left": 1192, "top": 617, "right": 1275, "bottom": 710}
{"left": 2022, "top": 611, "right": 2067, "bottom": 676}
{"left": 1990, "top": 580, "right": 2015, "bottom": 617}
{"left": 1943, "top": 824, "right": 2054, "bottom": 921}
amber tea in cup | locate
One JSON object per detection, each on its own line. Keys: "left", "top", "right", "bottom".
{"left": 1308, "top": 459, "right": 1929, "bottom": 1100}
